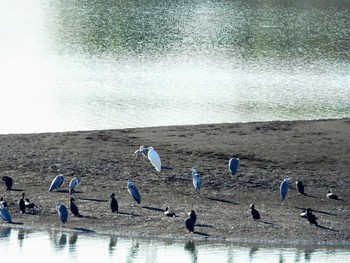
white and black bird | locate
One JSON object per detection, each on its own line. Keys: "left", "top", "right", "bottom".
{"left": 109, "top": 193, "right": 119, "bottom": 213}
{"left": 24, "top": 198, "right": 38, "bottom": 210}
{"left": 296, "top": 179, "right": 307, "bottom": 196}
{"left": 0, "top": 206, "right": 12, "bottom": 223}
{"left": 0, "top": 197, "right": 8, "bottom": 207}
{"left": 127, "top": 180, "right": 141, "bottom": 204}
{"left": 250, "top": 204, "right": 261, "bottom": 221}
{"left": 2, "top": 176, "right": 13, "bottom": 190}
{"left": 191, "top": 167, "right": 202, "bottom": 193}
{"left": 305, "top": 208, "right": 318, "bottom": 226}
{"left": 164, "top": 207, "right": 176, "bottom": 217}
{"left": 70, "top": 197, "right": 82, "bottom": 217}
{"left": 229, "top": 157, "right": 240, "bottom": 176}
{"left": 49, "top": 174, "right": 64, "bottom": 192}
{"left": 327, "top": 189, "right": 338, "bottom": 200}
{"left": 189, "top": 210, "right": 197, "bottom": 225}
{"left": 280, "top": 176, "right": 290, "bottom": 205}
{"left": 56, "top": 203, "right": 68, "bottom": 223}
{"left": 147, "top": 146, "right": 161, "bottom": 172}
{"left": 69, "top": 177, "right": 81, "bottom": 195}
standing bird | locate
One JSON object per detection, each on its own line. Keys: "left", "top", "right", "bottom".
{"left": 127, "top": 180, "right": 141, "bottom": 204}
{"left": 250, "top": 204, "right": 261, "bottom": 221}
{"left": 147, "top": 146, "right": 161, "bottom": 172}
{"left": 191, "top": 167, "right": 202, "bottom": 193}
{"left": 327, "top": 189, "right": 338, "bottom": 200}
{"left": 69, "top": 177, "right": 81, "bottom": 195}
{"left": 0, "top": 197, "right": 8, "bottom": 207}
{"left": 2, "top": 176, "right": 13, "bottom": 190}
{"left": 280, "top": 176, "right": 290, "bottom": 205}
{"left": 18, "top": 192, "right": 26, "bottom": 214}
{"left": 306, "top": 208, "right": 318, "bottom": 226}
{"left": 0, "top": 206, "right": 12, "bottom": 223}
{"left": 189, "top": 210, "right": 197, "bottom": 225}
{"left": 109, "top": 193, "right": 119, "bottom": 213}
{"left": 296, "top": 179, "right": 307, "bottom": 196}
{"left": 228, "top": 158, "right": 240, "bottom": 176}
{"left": 56, "top": 203, "right": 68, "bottom": 223}
{"left": 49, "top": 174, "right": 64, "bottom": 192}
{"left": 164, "top": 207, "right": 176, "bottom": 217}
{"left": 70, "top": 197, "right": 82, "bottom": 217}
{"left": 185, "top": 217, "right": 194, "bottom": 233}
{"left": 133, "top": 145, "right": 149, "bottom": 158}
{"left": 24, "top": 198, "right": 38, "bottom": 210}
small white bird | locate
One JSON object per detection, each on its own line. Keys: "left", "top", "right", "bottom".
{"left": 48, "top": 174, "right": 64, "bottom": 192}
{"left": 56, "top": 203, "right": 68, "bottom": 223}
{"left": 280, "top": 176, "right": 290, "bottom": 205}
{"left": 191, "top": 167, "right": 202, "bottom": 193}
{"left": 147, "top": 146, "right": 161, "bottom": 172}
{"left": 127, "top": 180, "right": 141, "bottom": 204}
{"left": 0, "top": 206, "right": 12, "bottom": 223}
{"left": 69, "top": 177, "right": 81, "bottom": 195}
{"left": 229, "top": 157, "right": 240, "bottom": 176}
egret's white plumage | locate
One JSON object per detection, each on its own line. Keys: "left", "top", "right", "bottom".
{"left": 147, "top": 147, "right": 161, "bottom": 172}
{"left": 229, "top": 158, "right": 240, "bottom": 176}
{"left": 127, "top": 180, "right": 141, "bottom": 204}
{"left": 280, "top": 176, "right": 290, "bottom": 205}
{"left": 191, "top": 167, "right": 202, "bottom": 193}
{"left": 69, "top": 177, "right": 81, "bottom": 195}
{"left": 0, "top": 206, "right": 12, "bottom": 223}
{"left": 56, "top": 203, "right": 68, "bottom": 223}
{"left": 49, "top": 174, "right": 64, "bottom": 192}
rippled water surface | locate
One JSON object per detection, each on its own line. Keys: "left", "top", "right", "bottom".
{"left": 0, "top": 0, "right": 349, "bottom": 134}
{"left": 0, "top": 227, "right": 349, "bottom": 263}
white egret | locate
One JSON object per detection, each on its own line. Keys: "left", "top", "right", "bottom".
{"left": 127, "top": 180, "right": 141, "bottom": 204}
{"left": 147, "top": 146, "right": 161, "bottom": 172}
{"left": 191, "top": 167, "right": 202, "bottom": 193}
{"left": 228, "top": 158, "right": 240, "bottom": 176}
{"left": 49, "top": 174, "right": 64, "bottom": 192}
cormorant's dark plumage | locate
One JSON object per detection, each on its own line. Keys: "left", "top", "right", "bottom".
{"left": 327, "top": 189, "right": 338, "bottom": 200}
{"left": 306, "top": 208, "right": 318, "bottom": 226}
{"left": 189, "top": 210, "right": 197, "bottom": 225}
{"left": 296, "top": 180, "right": 307, "bottom": 195}
{"left": 2, "top": 176, "right": 13, "bottom": 190}
{"left": 109, "top": 193, "right": 118, "bottom": 213}
{"left": 18, "top": 192, "right": 26, "bottom": 214}
{"left": 70, "top": 197, "right": 82, "bottom": 217}
{"left": 185, "top": 217, "right": 194, "bottom": 233}
{"left": 250, "top": 204, "right": 260, "bottom": 220}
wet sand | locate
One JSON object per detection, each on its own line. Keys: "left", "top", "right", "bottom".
{"left": 0, "top": 119, "right": 349, "bottom": 245}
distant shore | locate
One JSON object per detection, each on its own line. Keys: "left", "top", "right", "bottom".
{"left": 0, "top": 118, "right": 349, "bottom": 245}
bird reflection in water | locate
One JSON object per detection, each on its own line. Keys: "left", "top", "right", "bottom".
{"left": 184, "top": 240, "right": 198, "bottom": 263}
{"left": 109, "top": 236, "right": 117, "bottom": 255}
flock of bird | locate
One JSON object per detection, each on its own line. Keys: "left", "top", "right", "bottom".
{"left": 0, "top": 144, "right": 342, "bottom": 234}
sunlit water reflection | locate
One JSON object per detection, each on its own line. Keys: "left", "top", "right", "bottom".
{"left": 0, "top": 0, "right": 349, "bottom": 134}
{"left": 0, "top": 227, "right": 349, "bottom": 263}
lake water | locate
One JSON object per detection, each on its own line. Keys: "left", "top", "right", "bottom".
{"left": 0, "top": 227, "right": 349, "bottom": 263}
{"left": 0, "top": 0, "right": 349, "bottom": 134}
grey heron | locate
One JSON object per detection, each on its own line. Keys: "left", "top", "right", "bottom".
{"left": 280, "top": 176, "right": 290, "bottom": 205}
{"left": 127, "top": 180, "right": 141, "bottom": 204}
{"left": 49, "top": 174, "right": 64, "bottom": 192}
{"left": 0, "top": 206, "right": 12, "bottom": 223}
{"left": 191, "top": 167, "right": 202, "bottom": 193}
{"left": 228, "top": 158, "right": 240, "bottom": 176}
{"left": 56, "top": 203, "right": 68, "bottom": 223}
{"left": 69, "top": 177, "right": 81, "bottom": 195}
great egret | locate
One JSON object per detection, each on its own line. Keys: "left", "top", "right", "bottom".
{"left": 70, "top": 197, "right": 82, "bottom": 217}
{"left": 109, "top": 193, "right": 119, "bottom": 213}
{"left": 2, "top": 176, "right": 13, "bottom": 190}
{"left": 147, "top": 146, "right": 161, "bottom": 172}
{"left": 228, "top": 158, "right": 240, "bottom": 176}
{"left": 191, "top": 167, "right": 202, "bottom": 193}
{"left": 250, "top": 204, "right": 260, "bottom": 221}
{"left": 280, "top": 176, "right": 290, "bottom": 205}
{"left": 69, "top": 177, "right": 81, "bottom": 195}
{"left": 127, "top": 180, "right": 141, "bottom": 204}
{"left": 56, "top": 203, "right": 68, "bottom": 223}
{"left": 185, "top": 217, "right": 194, "bottom": 233}
{"left": 49, "top": 174, "right": 64, "bottom": 192}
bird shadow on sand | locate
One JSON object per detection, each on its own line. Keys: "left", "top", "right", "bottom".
{"left": 195, "top": 223, "right": 214, "bottom": 228}
{"left": 9, "top": 221, "right": 24, "bottom": 225}
{"left": 71, "top": 227, "right": 95, "bottom": 233}
{"left": 193, "top": 231, "right": 210, "bottom": 237}
{"left": 257, "top": 220, "right": 274, "bottom": 225}
{"left": 316, "top": 225, "right": 338, "bottom": 232}
{"left": 206, "top": 197, "right": 240, "bottom": 205}
{"left": 79, "top": 198, "right": 108, "bottom": 203}
{"left": 295, "top": 206, "right": 337, "bottom": 216}
{"left": 142, "top": 206, "right": 165, "bottom": 212}
{"left": 7, "top": 188, "right": 25, "bottom": 192}
{"left": 160, "top": 166, "right": 174, "bottom": 170}
{"left": 118, "top": 211, "right": 141, "bottom": 217}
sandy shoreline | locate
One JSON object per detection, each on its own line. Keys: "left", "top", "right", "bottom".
{"left": 0, "top": 119, "right": 349, "bottom": 246}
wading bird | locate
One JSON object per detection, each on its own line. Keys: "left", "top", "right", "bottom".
{"left": 69, "top": 177, "right": 81, "bottom": 195}
{"left": 0, "top": 206, "right": 12, "bottom": 223}
{"left": 147, "top": 146, "right": 161, "bottom": 172}
{"left": 191, "top": 167, "right": 202, "bottom": 193}
{"left": 228, "top": 157, "right": 240, "bottom": 176}
{"left": 56, "top": 203, "right": 68, "bottom": 223}
{"left": 280, "top": 176, "right": 290, "bottom": 205}
{"left": 296, "top": 179, "right": 307, "bottom": 196}
{"left": 109, "top": 193, "right": 119, "bottom": 213}
{"left": 127, "top": 180, "right": 141, "bottom": 204}
{"left": 49, "top": 174, "right": 64, "bottom": 192}
{"left": 70, "top": 197, "right": 82, "bottom": 217}
{"left": 18, "top": 192, "right": 26, "bottom": 214}
{"left": 250, "top": 204, "right": 261, "bottom": 221}
{"left": 2, "top": 176, "right": 13, "bottom": 190}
